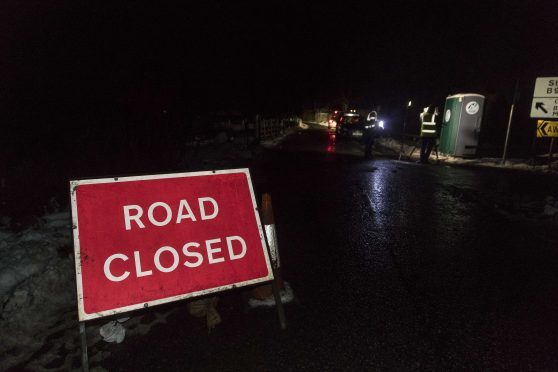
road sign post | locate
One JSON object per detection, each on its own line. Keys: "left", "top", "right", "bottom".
{"left": 502, "top": 80, "right": 520, "bottom": 165}
{"left": 261, "top": 193, "right": 287, "bottom": 330}
{"left": 399, "top": 100, "right": 412, "bottom": 161}
{"left": 70, "top": 169, "right": 275, "bottom": 370}
{"left": 79, "top": 322, "right": 89, "bottom": 372}
{"left": 550, "top": 138, "right": 555, "bottom": 170}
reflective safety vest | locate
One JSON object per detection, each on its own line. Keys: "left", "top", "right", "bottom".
{"left": 420, "top": 112, "right": 438, "bottom": 137}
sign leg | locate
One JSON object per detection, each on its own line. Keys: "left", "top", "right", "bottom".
{"left": 398, "top": 134, "right": 406, "bottom": 161}
{"left": 271, "top": 269, "right": 287, "bottom": 330}
{"left": 261, "top": 193, "right": 287, "bottom": 330}
{"left": 399, "top": 105, "right": 410, "bottom": 161}
{"left": 408, "top": 144, "right": 416, "bottom": 160}
{"left": 550, "top": 138, "right": 555, "bottom": 170}
{"left": 80, "top": 322, "right": 89, "bottom": 372}
{"left": 503, "top": 80, "right": 520, "bottom": 164}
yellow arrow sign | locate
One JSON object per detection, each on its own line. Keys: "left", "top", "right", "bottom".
{"left": 537, "top": 120, "right": 558, "bottom": 137}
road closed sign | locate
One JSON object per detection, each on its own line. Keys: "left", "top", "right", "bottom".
{"left": 70, "top": 169, "right": 273, "bottom": 321}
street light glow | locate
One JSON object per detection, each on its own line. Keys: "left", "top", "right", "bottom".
{"left": 408, "top": 100, "right": 412, "bottom": 107}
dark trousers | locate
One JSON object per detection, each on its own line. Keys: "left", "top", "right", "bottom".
{"left": 364, "top": 131, "right": 375, "bottom": 157}
{"left": 420, "top": 137, "right": 435, "bottom": 163}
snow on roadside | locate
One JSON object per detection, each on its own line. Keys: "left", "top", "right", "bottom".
{"left": 376, "top": 137, "right": 558, "bottom": 173}
{"left": 544, "top": 196, "right": 558, "bottom": 218}
{"left": 260, "top": 122, "right": 306, "bottom": 148}
{"left": 0, "top": 128, "right": 303, "bottom": 370}
{"left": 0, "top": 205, "right": 200, "bottom": 371}
{"left": 0, "top": 211, "right": 76, "bottom": 370}
{"left": 0, "top": 126, "right": 554, "bottom": 370}
{"left": 248, "top": 282, "right": 295, "bottom": 308}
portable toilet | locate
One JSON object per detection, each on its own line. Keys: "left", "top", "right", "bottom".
{"left": 439, "top": 93, "right": 485, "bottom": 157}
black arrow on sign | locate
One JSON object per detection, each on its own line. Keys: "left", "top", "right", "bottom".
{"left": 538, "top": 121, "right": 548, "bottom": 136}
{"left": 536, "top": 102, "right": 548, "bottom": 114}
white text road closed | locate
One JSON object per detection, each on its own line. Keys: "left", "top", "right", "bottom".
{"left": 530, "top": 98, "right": 558, "bottom": 119}
{"left": 70, "top": 169, "right": 273, "bottom": 321}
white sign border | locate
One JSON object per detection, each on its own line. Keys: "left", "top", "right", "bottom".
{"left": 533, "top": 77, "right": 558, "bottom": 98}
{"left": 70, "top": 168, "right": 274, "bottom": 321}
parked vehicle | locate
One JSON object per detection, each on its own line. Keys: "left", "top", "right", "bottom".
{"left": 335, "top": 111, "right": 383, "bottom": 136}
{"left": 328, "top": 110, "right": 342, "bottom": 130}
{"left": 333, "top": 110, "right": 384, "bottom": 157}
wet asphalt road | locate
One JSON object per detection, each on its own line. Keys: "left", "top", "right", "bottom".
{"left": 102, "top": 126, "right": 558, "bottom": 371}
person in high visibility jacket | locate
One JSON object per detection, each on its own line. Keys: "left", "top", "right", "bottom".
{"left": 419, "top": 105, "right": 439, "bottom": 164}
{"left": 363, "top": 111, "right": 378, "bottom": 158}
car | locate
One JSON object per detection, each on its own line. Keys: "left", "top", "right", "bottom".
{"left": 334, "top": 110, "right": 385, "bottom": 157}
{"left": 335, "top": 110, "right": 384, "bottom": 138}
{"left": 335, "top": 112, "right": 362, "bottom": 138}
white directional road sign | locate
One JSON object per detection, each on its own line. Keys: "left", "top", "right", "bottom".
{"left": 531, "top": 77, "right": 558, "bottom": 118}
{"left": 530, "top": 98, "right": 558, "bottom": 119}
{"left": 533, "top": 77, "right": 558, "bottom": 97}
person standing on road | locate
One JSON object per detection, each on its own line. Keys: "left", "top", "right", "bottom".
{"left": 363, "top": 111, "right": 378, "bottom": 159}
{"left": 419, "top": 105, "right": 439, "bottom": 164}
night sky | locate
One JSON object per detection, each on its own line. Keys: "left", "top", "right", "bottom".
{"left": 1, "top": 1, "right": 557, "bottom": 214}
{"left": 3, "top": 1, "right": 557, "bottom": 117}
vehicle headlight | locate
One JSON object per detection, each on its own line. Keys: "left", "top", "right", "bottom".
{"left": 379, "top": 120, "right": 384, "bottom": 129}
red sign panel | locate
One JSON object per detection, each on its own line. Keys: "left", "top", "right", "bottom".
{"left": 71, "top": 169, "right": 273, "bottom": 321}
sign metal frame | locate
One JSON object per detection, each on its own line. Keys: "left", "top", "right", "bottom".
{"left": 70, "top": 168, "right": 274, "bottom": 321}
{"left": 72, "top": 168, "right": 287, "bottom": 371}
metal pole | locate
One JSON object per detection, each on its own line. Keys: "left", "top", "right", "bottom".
{"left": 270, "top": 269, "right": 287, "bottom": 330}
{"left": 80, "top": 322, "right": 89, "bottom": 372}
{"left": 399, "top": 102, "right": 411, "bottom": 161}
{"left": 502, "top": 80, "right": 520, "bottom": 165}
{"left": 549, "top": 138, "right": 555, "bottom": 170}
{"left": 260, "top": 194, "right": 286, "bottom": 330}
{"left": 501, "top": 103, "right": 515, "bottom": 165}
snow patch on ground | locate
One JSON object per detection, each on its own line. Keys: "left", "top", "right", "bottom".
{"left": 248, "top": 282, "right": 295, "bottom": 308}
{"left": 0, "top": 210, "right": 75, "bottom": 370}
{"left": 376, "top": 137, "right": 558, "bottom": 173}
{"left": 0, "top": 129, "right": 302, "bottom": 370}
{"left": 11, "top": 128, "right": 556, "bottom": 369}
{"left": 544, "top": 196, "right": 558, "bottom": 217}
{"left": 260, "top": 124, "right": 305, "bottom": 148}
